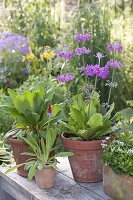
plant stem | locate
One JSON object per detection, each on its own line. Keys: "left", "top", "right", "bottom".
{"left": 107, "top": 68, "right": 115, "bottom": 105}
{"left": 82, "top": 53, "right": 85, "bottom": 67}
{"left": 64, "top": 59, "right": 67, "bottom": 74}
{"left": 94, "top": 58, "right": 100, "bottom": 91}
{"left": 65, "top": 82, "right": 70, "bottom": 97}
{"left": 94, "top": 75, "right": 98, "bottom": 91}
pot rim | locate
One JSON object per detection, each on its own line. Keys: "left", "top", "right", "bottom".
{"left": 61, "top": 132, "right": 103, "bottom": 143}
{"left": 103, "top": 164, "right": 133, "bottom": 179}
{"left": 8, "top": 136, "right": 27, "bottom": 144}
{"left": 61, "top": 133, "right": 102, "bottom": 150}
{"left": 36, "top": 166, "right": 55, "bottom": 172}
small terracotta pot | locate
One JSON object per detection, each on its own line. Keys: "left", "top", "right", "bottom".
{"left": 61, "top": 133, "right": 103, "bottom": 183}
{"left": 103, "top": 165, "right": 133, "bottom": 200}
{"left": 8, "top": 137, "right": 31, "bottom": 177}
{"left": 35, "top": 167, "right": 55, "bottom": 189}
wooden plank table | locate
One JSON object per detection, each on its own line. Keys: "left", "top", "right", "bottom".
{"left": 0, "top": 158, "right": 112, "bottom": 200}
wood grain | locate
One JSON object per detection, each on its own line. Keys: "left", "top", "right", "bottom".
{"left": 0, "top": 158, "right": 112, "bottom": 200}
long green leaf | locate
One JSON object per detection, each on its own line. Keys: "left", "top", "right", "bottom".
{"left": 5, "top": 163, "right": 25, "bottom": 174}
{"left": 87, "top": 113, "right": 103, "bottom": 129}
{"left": 28, "top": 162, "right": 37, "bottom": 181}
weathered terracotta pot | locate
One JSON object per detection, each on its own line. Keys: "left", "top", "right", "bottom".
{"left": 103, "top": 165, "right": 133, "bottom": 200}
{"left": 35, "top": 167, "right": 55, "bottom": 189}
{"left": 8, "top": 137, "right": 31, "bottom": 177}
{"left": 61, "top": 133, "right": 103, "bottom": 182}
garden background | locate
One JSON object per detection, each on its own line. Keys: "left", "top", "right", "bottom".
{"left": 0, "top": 0, "right": 133, "bottom": 138}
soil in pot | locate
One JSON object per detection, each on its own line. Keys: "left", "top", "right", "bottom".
{"left": 61, "top": 133, "right": 103, "bottom": 183}
{"left": 35, "top": 167, "right": 55, "bottom": 189}
{"left": 8, "top": 137, "right": 32, "bottom": 177}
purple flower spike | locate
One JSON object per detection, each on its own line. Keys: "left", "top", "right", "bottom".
{"left": 57, "top": 74, "right": 75, "bottom": 83}
{"left": 108, "top": 43, "right": 123, "bottom": 53}
{"left": 97, "top": 67, "right": 110, "bottom": 79}
{"left": 75, "top": 47, "right": 91, "bottom": 56}
{"left": 82, "top": 64, "right": 109, "bottom": 79}
{"left": 75, "top": 33, "right": 91, "bottom": 42}
{"left": 85, "top": 65, "right": 95, "bottom": 77}
{"left": 93, "top": 64, "right": 101, "bottom": 75}
{"left": 105, "top": 60, "right": 122, "bottom": 69}
{"left": 58, "top": 50, "right": 74, "bottom": 60}
{"left": 80, "top": 66, "right": 86, "bottom": 75}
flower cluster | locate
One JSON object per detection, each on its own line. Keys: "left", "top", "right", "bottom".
{"left": 57, "top": 50, "right": 74, "bottom": 61}
{"left": 56, "top": 36, "right": 123, "bottom": 91}
{"left": 94, "top": 52, "right": 106, "bottom": 59}
{"left": 24, "top": 53, "right": 35, "bottom": 61}
{"left": 0, "top": 33, "right": 30, "bottom": 54}
{"left": 82, "top": 64, "right": 109, "bottom": 79}
{"left": 105, "top": 80, "right": 118, "bottom": 88}
{"left": 105, "top": 60, "right": 122, "bottom": 69}
{"left": 57, "top": 74, "right": 75, "bottom": 83}
{"left": 40, "top": 46, "right": 55, "bottom": 59}
{"left": 44, "top": 45, "right": 51, "bottom": 49}
{"left": 108, "top": 43, "right": 123, "bottom": 53}
{"left": 41, "top": 52, "right": 55, "bottom": 59}
{"left": 75, "top": 47, "right": 91, "bottom": 56}
{"left": 75, "top": 33, "right": 91, "bottom": 42}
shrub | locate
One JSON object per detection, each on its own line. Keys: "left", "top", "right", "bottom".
{"left": 0, "top": 89, "right": 13, "bottom": 134}
{"left": 103, "top": 134, "right": 133, "bottom": 176}
{"left": 0, "top": 33, "right": 29, "bottom": 88}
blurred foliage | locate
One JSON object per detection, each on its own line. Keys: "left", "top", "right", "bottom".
{"left": 0, "top": 33, "right": 29, "bottom": 89}
{"left": 5, "top": 0, "right": 61, "bottom": 49}
{"left": 0, "top": 89, "right": 13, "bottom": 134}
{"left": 15, "top": 74, "right": 65, "bottom": 104}
{"left": 0, "top": 138, "right": 12, "bottom": 165}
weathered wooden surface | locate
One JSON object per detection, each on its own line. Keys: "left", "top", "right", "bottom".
{"left": 0, "top": 158, "right": 112, "bottom": 200}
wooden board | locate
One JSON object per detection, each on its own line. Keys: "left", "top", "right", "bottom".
{"left": 0, "top": 158, "right": 112, "bottom": 200}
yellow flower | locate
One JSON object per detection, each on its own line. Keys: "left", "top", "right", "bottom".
{"left": 25, "top": 53, "right": 35, "bottom": 61}
{"left": 40, "top": 51, "right": 55, "bottom": 59}
{"left": 49, "top": 52, "right": 55, "bottom": 58}
{"left": 44, "top": 45, "right": 51, "bottom": 49}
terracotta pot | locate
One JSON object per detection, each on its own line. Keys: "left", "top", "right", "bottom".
{"left": 8, "top": 137, "right": 31, "bottom": 177}
{"left": 35, "top": 167, "right": 55, "bottom": 189}
{"left": 103, "top": 165, "right": 133, "bottom": 200}
{"left": 61, "top": 133, "right": 103, "bottom": 183}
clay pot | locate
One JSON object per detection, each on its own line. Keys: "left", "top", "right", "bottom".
{"left": 61, "top": 133, "right": 103, "bottom": 183}
{"left": 103, "top": 165, "right": 133, "bottom": 200}
{"left": 35, "top": 167, "right": 55, "bottom": 189}
{"left": 8, "top": 137, "right": 31, "bottom": 177}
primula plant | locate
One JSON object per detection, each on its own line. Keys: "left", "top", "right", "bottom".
{"left": 57, "top": 32, "right": 123, "bottom": 109}
{"left": 23, "top": 46, "right": 55, "bottom": 88}
{"left": 102, "top": 133, "right": 133, "bottom": 176}
{"left": 57, "top": 46, "right": 74, "bottom": 83}
{"left": 57, "top": 33, "right": 123, "bottom": 140}
{"left": 0, "top": 87, "right": 60, "bottom": 139}
{"left": 60, "top": 91, "right": 119, "bottom": 140}
{"left": 80, "top": 40, "right": 123, "bottom": 107}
